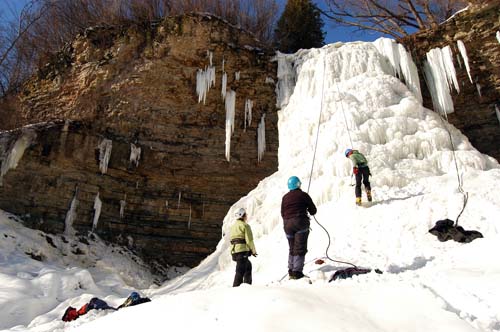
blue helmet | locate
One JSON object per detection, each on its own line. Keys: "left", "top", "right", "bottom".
{"left": 287, "top": 176, "right": 301, "bottom": 190}
{"left": 130, "top": 292, "right": 140, "bottom": 301}
{"left": 344, "top": 148, "right": 352, "bottom": 157}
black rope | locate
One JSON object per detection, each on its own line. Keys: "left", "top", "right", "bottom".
{"left": 437, "top": 114, "right": 469, "bottom": 227}
{"left": 313, "top": 216, "right": 357, "bottom": 268}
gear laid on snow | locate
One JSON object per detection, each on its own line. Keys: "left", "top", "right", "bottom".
{"left": 118, "top": 292, "right": 151, "bottom": 309}
{"left": 62, "top": 297, "right": 116, "bottom": 322}
{"left": 329, "top": 267, "right": 382, "bottom": 282}
{"left": 429, "top": 219, "right": 483, "bottom": 243}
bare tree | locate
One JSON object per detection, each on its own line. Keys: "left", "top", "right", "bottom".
{"left": 321, "top": 0, "right": 470, "bottom": 39}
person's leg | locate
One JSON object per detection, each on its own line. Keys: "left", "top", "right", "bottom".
{"left": 355, "top": 172, "right": 363, "bottom": 204}
{"left": 233, "top": 257, "right": 246, "bottom": 287}
{"left": 361, "top": 167, "right": 372, "bottom": 201}
{"left": 292, "top": 229, "right": 309, "bottom": 278}
{"left": 243, "top": 258, "right": 252, "bottom": 284}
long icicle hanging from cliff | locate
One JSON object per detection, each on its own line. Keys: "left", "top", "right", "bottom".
{"left": 257, "top": 114, "right": 266, "bottom": 163}
{"left": 225, "top": 90, "right": 236, "bottom": 161}
{"left": 98, "top": 139, "right": 113, "bottom": 174}
{"left": 0, "top": 131, "right": 35, "bottom": 186}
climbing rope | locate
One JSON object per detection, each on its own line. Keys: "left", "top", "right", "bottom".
{"left": 437, "top": 112, "right": 469, "bottom": 226}
{"left": 305, "top": 50, "right": 358, "bottom": 269}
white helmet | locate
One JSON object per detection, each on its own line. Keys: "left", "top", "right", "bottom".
{"left": 234, "top": 208, "right": 246, "bottom": 219}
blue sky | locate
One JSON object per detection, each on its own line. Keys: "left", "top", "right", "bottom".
{"left": 0, "top": 0, "right": 382, "bottom": 43}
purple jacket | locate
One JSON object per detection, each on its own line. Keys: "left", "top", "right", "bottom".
{"left": 281, "top": 189, "right": 317, "bottom": 220}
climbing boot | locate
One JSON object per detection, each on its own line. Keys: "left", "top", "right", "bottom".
{"left": 366, "top": 190, "right": 372, "bottom": 202}
{"left": 356, "top": 197, "right": 362, "bottom": 206}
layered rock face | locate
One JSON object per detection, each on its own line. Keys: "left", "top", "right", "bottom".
{"left": 401, "top": 3, "right": 500, "bottom": 161}
{"left": 0, "top": 14, "right": 278, "bottom": 269}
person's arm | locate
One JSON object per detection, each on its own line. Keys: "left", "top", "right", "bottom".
{"left": 307, "top": 194, "right": 317, "bottom": 216}
{"left": 245, "top": 224, "right": 257, "bottom": 255}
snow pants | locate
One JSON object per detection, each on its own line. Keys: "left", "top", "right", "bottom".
{"left": 355, "top": 166, "right": 371, "bottom": 198}
{"left": 284, "top": 217, "right": 310, "bottom": 273}
{"left": 233, "top": 252, "right": 252, "bottom": 287}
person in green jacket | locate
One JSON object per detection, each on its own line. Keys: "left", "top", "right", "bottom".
{"left": 230, "top": 208, "right": 257, "bottom": 287}
{"left": 345, "top": 148, "right": 372, "bottom": 205}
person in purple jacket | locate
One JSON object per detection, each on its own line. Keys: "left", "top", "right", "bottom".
{"left": 281, "top": 176, "right": 317, "bottom": 280}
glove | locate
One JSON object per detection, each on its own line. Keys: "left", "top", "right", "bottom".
{"left": 252, "top": 252, "right": 258, "bottom": 257}
{"left": 353, "top": 167, "right": 359, "bottom": 175}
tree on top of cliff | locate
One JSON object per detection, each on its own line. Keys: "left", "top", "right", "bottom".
{"left": 274, "top": 0, "right": 325, "bottom": 53}
{"left": 0, "top": 0, "right": 279, "bottom": 97}
{"left": 321, "top": 0, "right": 470, "bottom": 39}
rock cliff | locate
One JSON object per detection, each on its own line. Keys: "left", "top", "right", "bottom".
{"left": 0, "top": 14, "right": 278, "bottom": 270}
{"left": 401, "top": 3, "right": 500, "bottom": 161}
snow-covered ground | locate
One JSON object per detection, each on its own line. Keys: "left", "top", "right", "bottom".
{"left": 2, "top": 39, "right": 500, "bottom": 332}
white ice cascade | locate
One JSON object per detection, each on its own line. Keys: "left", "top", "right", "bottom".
{"left": 235, "top": 71, "right": 240, "bottom": 81}
{"left": 130, "top": 143, "right": 141, "bottom": 167}
{"left": 0, "top": 130, "right": 35, "bottom": 186}
{"left": 64, "top": 187, "right": 78, "bottom": 237}
{"left": 244, "top": 99, "right": 253, "bottom": 130}
{"left": 98, "top": 138, "right": 112, "bottom": 174}
{"left": 221, "top": 72, "right": 227, "bottom": 101}
{"left": 457, "top": 40, "right": 473, "bottom": 84}
{"left": 275, "top": 52, "right": 296, "bottom": 109}
{"left": 497, "top": 31, "right": 500, "bottom": 44}
{"left": 496, "top": 104, "right": 500, "bottom": 126}
{"left": 92, "top": 192, "right": 102, "bottom": 231}
{"left": 196, "top": 51, "right": 216, "bottom": 104}
{"left": 374, "top": 38, "right": 423, "bottom": 103}
{"left": 257, "top": 114, "right": 266, "bottom": 163}
{"left": 423, "top": 46, "right": 460, "bottom": 114}
{"left": 225, "top": 90, "right": 236, "bottom": 161}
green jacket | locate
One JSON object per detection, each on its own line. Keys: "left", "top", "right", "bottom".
{"left": 348, "top": 150, "right": 368, "bottom": 168}
{"left": 230, "top": 219, "right": 256, "bottom": 255}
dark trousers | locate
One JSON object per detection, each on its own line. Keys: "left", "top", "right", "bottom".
{"left": 284, "top": 217, "right": 310, "bottom": 273}
{"left": 355, "top": 166, "right": 371, "bottom": 198}
{"left": 233, "top": 253, "right": 252, "bottom": 287}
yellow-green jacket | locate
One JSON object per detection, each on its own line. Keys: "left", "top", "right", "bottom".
{"left": 230, "top": 218, "right": 256, "bottom": 255}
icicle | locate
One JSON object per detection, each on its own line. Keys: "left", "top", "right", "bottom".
{"left": 373, "top": 38, "right": 422, "bottom": 103}
{"left": 497, "top": 31, "right": 500, "bottom": 44}
{"left": 496, "top": 105, "right": 500, "bottom": 126}
{"left": 476, "top": 83, "right": 482, "bottom": 97}
{"left": 196, "top": 66, "right": 216, "bottom": 104}
{"left": 265, "top": 77, "right": 275, "bottom": 84}
{"left": 165, "top": 200, "right": 169, "bottom": 209}
{"left": 119, "top": 196, "right": 126, "bottom": 219}
{"left": 225, "top": 90, "right": 236, "bottom": 161}
{"left": 221, "top": 72, "right": 227, "bottom": 101}
{"left": 275, "top": 52, "right": 296, "bottom": 108}
{"left": 98, "top": 139, "right": 112, "bottom": 174}
{"left": 222, "top": 58, "right": 225, "bottom": 72}
{"left": 207, "top": 50, "right": 213, "bottom": 66}
{"left": 64, "top": 187, "right": 79, "bottom": 236}
{"left": 0, "top": 131, "right": 35, "bottom": 186}
{"left": 257, "top": 114, "right": 266, "bottom": 163}
{"left": 177, "top": 192, "right": 181, "bottom": 209}
{"left": 456, "top": 54, "right": 462, "bottom": 69}
{"left": 235, "top": 71, "right": 240, "bottom": 81}
{"left": 244, "top": 99, "right": 253, "bottom": 131}
{"left": 423, "top": 46, "right": 460, "bottom": 114}
{"left": 92, "top": 192, "right": 102, "bottom": 232}
{"left": 130, "top": 143, "right": 141, "bottom": 167}
{"left": 457, "top": 40, "right": 473, "bottom": 84}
